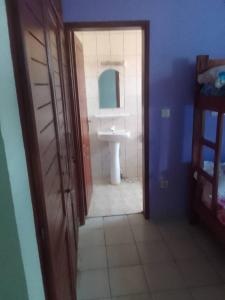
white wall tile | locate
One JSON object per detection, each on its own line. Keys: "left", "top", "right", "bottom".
{"left": 138, "top": 146, "right": 143, "bottom": 180}
{"left": 85, "top": 77, "right": 98, "bottom": 100}
{"left": 124, "top": 31, "right": 137, "bottom": 55}
{"left": 126, "top": 139, "right": 138, "bottom": 179}
{"left": 125, "top": 76, "right": 137, "bottom": 97}
{"left": 137, "top": 55, "right": 142, "bottom": 77}
{"left": 84, "top": 56, "right": 98, "bottom": 77}
{"left": 97, "top": 32, "right": 110, "bottom": 56}
{"left": 87, "top": 97, "right": 99, "bottom": 117}
{"left": 125, "top": 96, "right": 137, "bottom": 115}
{"left": 125, "top": 55, "right": 137, "bottom": 77}
{"left": 136, "top": 30, "right": 142, "bottom": 56}
{"left": 83, "top": 32, "right": 97, "bottom": 56}
{"left": 110, "top": 32, "right": 124, "bottom": 56}
{"left": 137, "top": 77, "right": 142, "bottom": 96}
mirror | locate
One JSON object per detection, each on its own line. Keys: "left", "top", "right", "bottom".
{"left": 99, "top": 69, "right": 120, "bottom": 108}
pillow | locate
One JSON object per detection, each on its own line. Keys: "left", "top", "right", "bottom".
{"left": 215, "top": 72, "right": 225, "bottom": 89}
{"left": 198, "top": 65, "right": 225, "bottom": 84}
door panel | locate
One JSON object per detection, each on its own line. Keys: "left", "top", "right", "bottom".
{"left": 15, "top": 0, "right": 78, "bottom": 299}
{"left": 60, "top": 30, "right": 84, "bottom": 229}
{"left": 74, "top": 36, "right": 93, "bottom": 211}
{"left": 45, "top": 4, "right": 78, "bottom": 298}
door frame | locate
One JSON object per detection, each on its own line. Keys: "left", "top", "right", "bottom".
{"left": 65, "top": 20, "right": 150, "bottom": 219}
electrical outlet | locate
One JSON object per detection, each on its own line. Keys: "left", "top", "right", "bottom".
{"left": 160, "top": 179, "right": 169, "bottom": 189}
{"left": 161, "top": 108, "right": 170, "bottom": 118}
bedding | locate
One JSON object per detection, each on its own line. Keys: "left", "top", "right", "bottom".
{"left": 198, "top": 65, "right": 225, "bottom": 96}
{"left": 201, "top": 84, "right": 225, "bottom": 96}
{"left": 198, "top": 65, "right": 225, "bottom": 85}
{"left": 198, "top": 161, "right": 225, "bottom": 225}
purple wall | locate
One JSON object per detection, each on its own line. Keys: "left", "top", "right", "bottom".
{"left": 62, "top": 0, "right": 225, "bottom": 219}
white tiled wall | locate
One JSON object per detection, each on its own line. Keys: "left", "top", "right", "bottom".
{"left": 75, "top": 30, "right": 143, "bottom": 182}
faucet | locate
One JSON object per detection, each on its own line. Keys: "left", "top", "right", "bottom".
{"left": 110, "top": 125, "right": 116, "bottom": 132}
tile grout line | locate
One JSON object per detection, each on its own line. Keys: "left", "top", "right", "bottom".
{"left": 103, "top": 216, "right": 113, "bottom": 299}
{"left": 127, "top": 215, "right": 153, "bottom": 298}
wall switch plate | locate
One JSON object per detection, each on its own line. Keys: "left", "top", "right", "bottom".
{"left": 161, "top": 108, "right": 170, "bottom": 118}
{"left": 160, "top": 179, "right": 169, "bottom": 189}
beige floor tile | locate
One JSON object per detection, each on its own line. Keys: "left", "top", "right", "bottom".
{"left": 191, "top": 285, "right": 225, "bottom": 300}
{"left": 167, "top": 238, "right": 204, "bottom": 260}
{"left": 177, "top": 258, "right": 222, "bottom": 287}
{"left": 104, "top": 215, "right": 129, "bottom": 228}
{"left": 112, "top": 294, "right": 152, "bottom": 299}
{"left": 159, "top": 222, "right": 192, "bottom": 241}
{"left": 128, "top": 213, "right": 148, "bottom": 226}
{"left": 85, "top": 217, "right": 104, "bottom": 229}
{"left": 79, "top": 228, "right": 105, "bottom": 248}
{"left": 209, "top": 256, "right": 225, "bottom": 282}
{"left": 78, "top": 246, "right": 107, "bottom": 270}
{"left": 77, "top": 269, "right": 110, "bottom": 300}
{"left": 144, "top": 262, "right": 185, "bottom": 291}
{"left": 107, "top": 244, "right": 140, "bottom": 267}
{"left": 194, "top": 236, "right": 225, "bottom": 258}
{"left": 152, "top": 290, "right": 193, "bottom": 300}
{"left": 105, "top": 226, "right": 134, "bottom": 245}
{"left": 88, "top": 181, "right": 143, "bottom": 217}
{"left": 137, "top": 241, "right": 173, "bottom": 264}
{"left": 132, "top": 223, "right": 162, "bottom": 243}
{"left": 109, "top": 265, "right": 148, "bottom": 297}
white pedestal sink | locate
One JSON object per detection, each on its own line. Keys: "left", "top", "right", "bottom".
{"left": 98, "top": 129, "right": 130, "bottom": 184}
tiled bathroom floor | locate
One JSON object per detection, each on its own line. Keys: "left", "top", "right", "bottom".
{"left": 77, "top": 214, "right": 225, "bottom": 300}
{"left": 88, "top": 181, "right": 143, "bottom": 217}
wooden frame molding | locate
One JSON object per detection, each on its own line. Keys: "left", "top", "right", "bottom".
{"left": 65, "top": 20, "right": 150, "bottom": 219}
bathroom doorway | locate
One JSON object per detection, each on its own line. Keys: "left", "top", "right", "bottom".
{"left": 65, "top": 21, "right": 150, "bottom": 219}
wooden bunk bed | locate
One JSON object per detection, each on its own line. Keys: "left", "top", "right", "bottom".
{"left": 191, "top": 55, "right": 225, "bottom": 243}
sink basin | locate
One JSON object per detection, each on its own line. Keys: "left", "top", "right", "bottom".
{"left": 97, "top": 129, "right": 130, "bottom": 142}
{"left": 97, "top": 129, "right": 130, "bottom": 185}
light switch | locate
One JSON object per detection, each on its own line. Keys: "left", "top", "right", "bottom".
{"left": 161, "top": 108, "right": 170, "bottom": 118}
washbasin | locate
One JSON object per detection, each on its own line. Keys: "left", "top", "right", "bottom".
{"left": 97, "top": 129, "right": 130, "bottom": 185}
{"left": 97, "top": 129, "right": 130, "bottom": 142}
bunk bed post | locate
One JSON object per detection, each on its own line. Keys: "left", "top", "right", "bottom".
{"left": 212, "top": 112, "right": 224, "bottom": 214}
{"left": 190, "top": 56, "right": 209, "bottom": 223}
{"left": 192, "top": 56, "right": 209, "bottom": 169}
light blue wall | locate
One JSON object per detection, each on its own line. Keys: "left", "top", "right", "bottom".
{"left": 0, "top": 128, "right": 28, "bottom": 300}
{"left": 0, "top": 1, "right": 45, "bottom": 299}
{"left": 63, "top": 0, "right": 225, "bottom": 219}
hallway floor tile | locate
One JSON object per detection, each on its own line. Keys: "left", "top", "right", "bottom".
{"left": 77, "top": 214, "right": 225, "bottom": 300}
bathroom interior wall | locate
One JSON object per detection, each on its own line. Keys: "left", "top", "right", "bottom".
{"left": 75, "top": 30, "right": 143, "bottom": 182}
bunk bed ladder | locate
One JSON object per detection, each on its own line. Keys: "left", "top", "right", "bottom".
{"left": 193, "top": 55, "right": 224, "bottom": 219}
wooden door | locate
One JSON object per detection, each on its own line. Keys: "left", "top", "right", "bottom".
{"left": 45, "top": 6, "right": 78, "bottom": 296}
{"left": 9, "top": 0, "right": 78, "bottom": 299}
{"left": 73, "top": 35, "right": 93, "bottom": 211}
